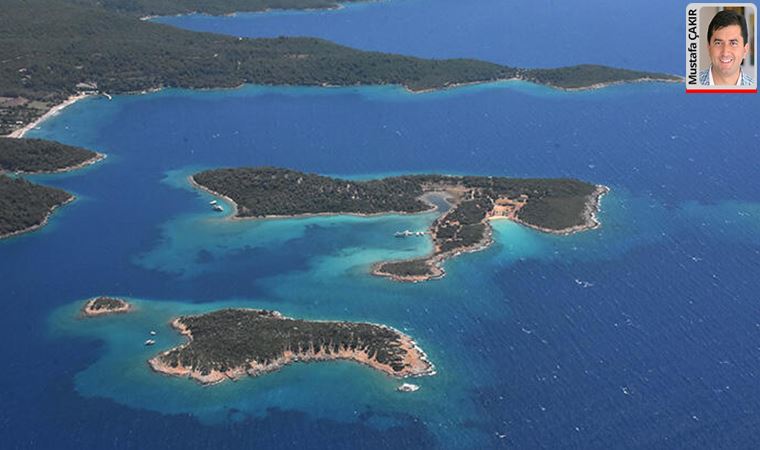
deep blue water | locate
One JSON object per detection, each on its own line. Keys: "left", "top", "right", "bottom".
{"left": 2, "top": 1, "right": 760, "bottom": 449}
{"left": 155, "top": 0, "right": 684, "bottom": 74}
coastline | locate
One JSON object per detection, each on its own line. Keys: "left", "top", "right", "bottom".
{"left": 81, "top": 297, "right": 133, "bottom": 317}
{"left": 406, "top": 77, "right": 518, "bottom": 94}
{"left": 13, "top": 152, "right": 107, "bottom": 175}
{"left": 372, "top": 185, "right": 609, "bottom": 282}
{"left": 407, "top": 75, "right": 680, "bottom": 95}
{"left": 555, "top": 77, "right": 682, "bottom": 92}
{"left": 370, "top": 211, "right": 496, "bottom": 283}
{"left": 148, "top": 312, "right": 435, "bottom": 385}
{"left": 139, "top": 0, "right": 352, "bottom": 21}
{"left": 190, "top": 172, "right": 607, "bottom": 283}
{"left": 0, "top": 194, "right": 74, "bottom": 240}
{"left": 512, "top": 184, "right": 609, "bottom": 235}
{"left": 6, "top": 93, "right": 91, "bottom": 139}
{"left": 2, "top": 75, "right": 683, "bottom": 140}
{"left": 188, "top": 175, "right": 437, "bottom": 220}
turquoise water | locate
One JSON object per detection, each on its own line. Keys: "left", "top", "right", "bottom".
{"left": 3, "top": 1, "right": 760, "bottom": 447}
{"left": 2, "top": 80, "right": 757, "bottom": 449}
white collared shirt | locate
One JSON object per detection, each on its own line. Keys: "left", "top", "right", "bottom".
{"left": 708, "top": 67, "right": 745, "bottom": 86}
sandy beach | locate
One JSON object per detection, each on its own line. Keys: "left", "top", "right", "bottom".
{"left": 7, "top": 93, "right": 91, "bottom": 139}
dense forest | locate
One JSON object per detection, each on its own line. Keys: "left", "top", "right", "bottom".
{"left": 0, "top": 175, "right": 73, "bottom": 238}
{"left": 0, "top": 0, "right": 679, "bottom": 135}
{"left": 157, "top": 308, "right": 419, "bottom": 376}
{"left": 193, "top": 167, "right": 431, "bottom": 216}
{"left": 0, "top": 137, "right": 99, "bottom": 172}
{"left": 193, "top": 167, "right": 600, "bottom": 280}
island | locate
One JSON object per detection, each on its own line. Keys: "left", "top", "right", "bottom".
{"left": 148, "top": 308, "right": 434, "bottom": 384}
{"left": 1, "top": 0, "right": 680, "bottom": 136}
{"left": 0, "top": 175, "right": 74, "bottom": 239}
{"left": 0, "top": 137, "right": 104, "bottom": 173}
{"left": 82, "top": 297, "right": 133, "bottom": 317}
{"left": 192, "top": 167, "right": 607, "bottom": 281}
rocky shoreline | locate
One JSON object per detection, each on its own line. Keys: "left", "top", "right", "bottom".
{"left": 148, "top": 309, "right": 435, "bottom": 385}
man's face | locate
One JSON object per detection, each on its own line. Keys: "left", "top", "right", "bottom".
{"left": 709, "top": 24, "right": 749, "bottom": 81}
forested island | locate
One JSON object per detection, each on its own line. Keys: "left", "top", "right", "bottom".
{"left": 0, "top": 137, "right": 103, "bottom": 173}
{"left": 82, "top": 297, "right": 132, "bottom": 317}
{"left": 0, "top": 175, "right": 73, "bottom": 239}
{"left": 149, "top": 308, "right": 434, "bottom": 384}
{"left": 1, "top": 0, "right": 679, "bottom": 135}
{"left": 192, "top": 167, "right": 607, "bottom": 281}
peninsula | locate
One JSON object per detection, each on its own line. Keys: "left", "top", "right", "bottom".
{"left": 192, "top": 167, "right": 606, "bottom": 281}
{"left": 0, "top": 138, "right": 103, "bottom": 173}
{"left": 0, "top": 176, "right": 73, "bottom": 239}
{"left": 1, "top": 0, "right": 679, "bottom": 136}
{"left": 82, "top": 297, "right": 133, "bottom": 317}
{"left": 0, "top": 138, "right": 105, "bottom": 239}
{"left": 149, "top": 308, "right": 434, "bottom": 384}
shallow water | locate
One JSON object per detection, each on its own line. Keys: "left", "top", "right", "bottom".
{"left": 3, "top": 1, "right": 760, "bottom": 448}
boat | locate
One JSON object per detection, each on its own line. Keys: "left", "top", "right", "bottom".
{"left": 144, "top": 339, "right": 155, "bottom": 346}
{"left": 397, "top": 383, "right": 420, "bottom": 392}
{"left": 212, "top": 204, "right": 223, "bottom": 212}
{"left": 394, "top": 230, "right": 414, "bottom": 238}
{"left": 209, "top": 200, "right": 217, "bottom": 205}
{"left": 149, "top": 330, "right": 156, "bottom": 336}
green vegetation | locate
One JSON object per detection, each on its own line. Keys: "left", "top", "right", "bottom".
{"left": 0, "top": 175, "right": 73, "bottom": 238}
{"left": 87, "top": 297, "right": 129, "bottom": 312}
{"left": 375, "top": 259, "right": 432, "bottom": 278}
{"left": 518, "top": 64, "right": 679, "bottom": 89}
{"left": 193, "top": 167, "right": 430, "bottom": 216}
{"left": 193, "top": 167, "right": 596, "bottom": 230}
{"left": 0, "top": 137, "right": 98, "bottom": 172}
{"left": 156, "top": 308, "right": 420, "bottom": 375}
{"left": 82, "top": 296, "right": 132, "bottom": 316}
{"left": 70, "top": 0, "right": 364, "bottom": 16}
{"left": 1, "top": 0, "right": 679, "bottom": 135}
{"left": 193, "top": 167, "right": 602, "bottom": 280}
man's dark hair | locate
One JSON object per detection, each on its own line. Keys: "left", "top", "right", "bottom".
{"left": 707, "top": 10, "right": 749, "bottom": 45}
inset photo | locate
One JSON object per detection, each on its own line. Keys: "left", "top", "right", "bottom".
{"left": 686, "top": 3, "right": 757, "bottom": 92}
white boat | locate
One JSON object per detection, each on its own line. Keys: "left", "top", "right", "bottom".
{"left": 149, "top": 330, "right": 156, "bottom": 336}
{"left": 209, "top": 200, "right": 218, "bottom": 205}
{"left": 212, "top": 204, "right": 223, "bottom": 212}
{"left": 397, "top": 383, "right": 420, "bottom": 392}
{"left": 144, "top": 339, "right": 156, "bottom": 346}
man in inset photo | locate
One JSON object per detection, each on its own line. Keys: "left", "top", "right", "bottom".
{"left": 700, "top": 10, "right": 755, "bottom": 86}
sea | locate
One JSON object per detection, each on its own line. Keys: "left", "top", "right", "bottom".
{"left": 2, "top": 0, "right": 760, "bottom": 448}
